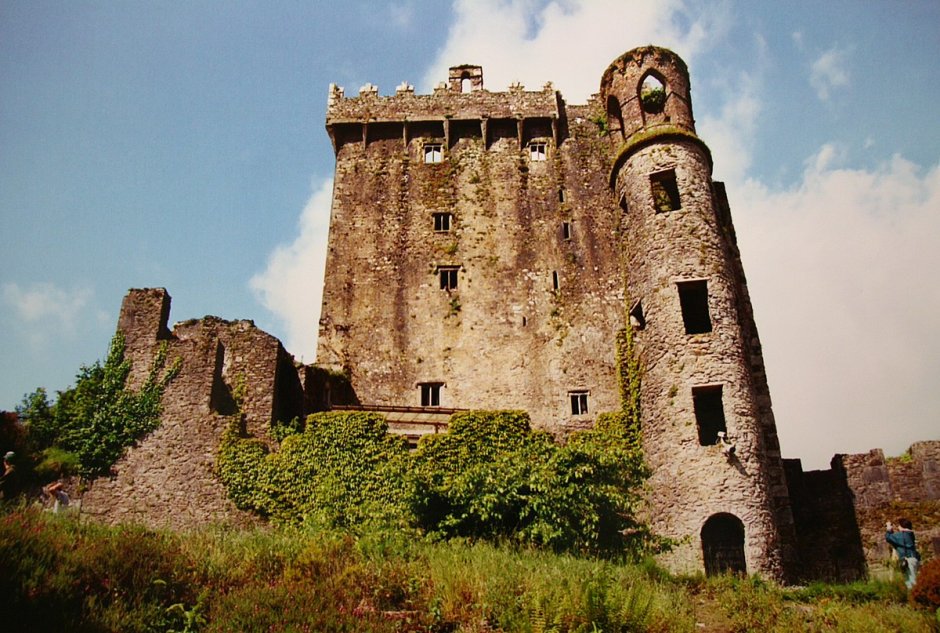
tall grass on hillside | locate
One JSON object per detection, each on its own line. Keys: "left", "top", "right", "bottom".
{"left": 1, "top": 506, "right": 936, "bottom": 632}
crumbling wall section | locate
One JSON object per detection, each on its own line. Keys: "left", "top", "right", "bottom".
{"left": 838, "top": 442, "right": 940, "bottom": 573}
{"left": 80, "top": 289, "right": 306, "bottom": 529}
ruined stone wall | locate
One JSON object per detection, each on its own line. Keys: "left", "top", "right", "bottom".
{"left": 785, "top": 442, "right": 940, "bottom": 581}
{"left": 318, "top": 81, "right": 625, "bottom": 432}
{"left": 837, "top": 442, "right": 940, "bottom": 572}
{"left": 80, "top": 289, "right": 305, "bottom": 529}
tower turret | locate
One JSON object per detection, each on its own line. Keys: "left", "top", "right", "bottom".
{"left": 601, "top": 46, "right": 796, "bottom": 580}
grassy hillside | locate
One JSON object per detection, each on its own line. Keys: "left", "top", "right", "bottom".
{"left": 1, "top": 506, "right": 936, "bottom": 633}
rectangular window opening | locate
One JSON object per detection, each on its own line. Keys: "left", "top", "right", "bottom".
{"left": 677, "top": 279, "right": 712, "bottom": 334}
{"left": 439, "top": 267, "right": 459, "bottom": 291}
{"left": 562, "top": 222, "right": 571, "bottom": 240}
{"left": 693, "top": 385, "right": 726, "bottom": 445}
{"left": 559, "top": 188, "right": 566, "bottom": 203}
{"left": 569, "top": 391, "right": 589, "bottom": 415}
{"left": 424, "top": 143, "right": 443, "bottom": 164}
{"left": 529, "top": 142, "right": 547, "bottom": 161}
{"left": 419, "top": 382, "right": 442, "bottom": 407}
{"left": 552, "top": 270, "right": 559, "bottom": 291}
{"left": 650, "top": 169, "right": 681, "bottom": 212}
{"left": 433, "top": 212, "right": 452, "bottom": 232}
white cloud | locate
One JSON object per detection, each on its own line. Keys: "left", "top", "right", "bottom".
{"left": 810, "top": 46, "right": 850, "bottom": 101}
{"left": 731, "top": 151, "right": 940, "bottom": 468}
{"left": 421, "top": 0, "right": 726, "bottom": 103}
{"left": 388, "top": 2, "right": 416, "bottom": 29}
{"left": 250, "top": 178, "right": 333, "bottom": 363}
{"left": 697, "top": 70, "right": 763, "bottom": 182}
{"left": 2, "top": 282, "right": 93, "bottom": 344}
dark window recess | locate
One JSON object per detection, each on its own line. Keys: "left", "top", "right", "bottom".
{"left": 570, "top": 391, "right": 589, "bottom": 415}
{"left": 522, "top": 316, "right": 527, "bottom": 327}
{"left": 420, "top": 383, "right": 442, "bottom": 407}
{"left": 552, "top": 271, "right": 559, "bottom": 291}
{"left": 693, "top": 385, "right": 727, "bottom": 445}
{"left": 629, "top": 299, "right": 645, "bottom": 329}
{"left": 439, "top": 267, "right": 459, "bottom": 290}
{"left": 619, "top": 193, "right": 629, "bottom": 213}
{"left": 433, "top": 212, "right": 452, "bottom": 232}
{"left": 677, "top": 280, "right": 712, "bottom": 334}
{"left": 562, "top": 222, "right": 571, "bottom": 240}
{"left": 650, "top": 170, "right": 681, "bottom": 212}
{"left": 559, "top": 188, "right": 566, "bottom": 203}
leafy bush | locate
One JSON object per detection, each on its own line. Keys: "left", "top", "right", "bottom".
{"left": 410, "top": 410, "right": 656, "bottom": 555}
{"left": 640, "top": 86, "right": 666, "bottom": 112}
{"left": 220, "top": 408, "right": 658, "bottom": 557}
{"left": 218, "top": 410, "right": 411, "bottom": 529}
{"left": 17, "top": 333, "right": 179, "bottom": 479}
{"left": 911, "top": 558, "right": 940, "bottom": 611}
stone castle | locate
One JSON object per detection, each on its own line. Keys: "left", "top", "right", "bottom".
{"left": 79, "top": 46, "right": 938, "bottom": 582}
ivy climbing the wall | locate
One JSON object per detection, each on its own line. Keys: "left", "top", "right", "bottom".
{"left": 218, "top": 411, "right": 412, "bottom": 529}
{"left": 17, "top": 332, "right": 180, "bottom": 479}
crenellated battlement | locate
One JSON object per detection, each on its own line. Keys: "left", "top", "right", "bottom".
{"left": 325, "top": 65, "right": 564, "bottom": 153}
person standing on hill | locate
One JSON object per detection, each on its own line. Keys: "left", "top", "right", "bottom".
{"left": 886, "top": 518, "right": 921, "bottom": 589}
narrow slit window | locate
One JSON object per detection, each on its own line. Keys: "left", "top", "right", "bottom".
{"left": 424, "top": 143, "right": 443, "bottom": 164}
{"left": 677, "top": 279, "right": 712, "bottom": 334}
{"left": 529, "top": 142, "right": 547, "bottom": 161}
{"left": 629, "top": 299, "right": 646, "bottom": 330}
{"left": 569, "top": 391, "right": 589, "bottom": 415}
{"left": 419, "top": 382, "right": 442, "bottom": 407}
{"left": 433, "top": 212, "right": 452, "bottom": 232}
{"left": 693, "top": 385, "right": 726, "bottom": 445}
{"left": 559, "top": 188, "right": 566, "bottom": 203}
{"left": 439, "top": 267, "right": 459, "bottom": 291}
{"left": 552, "top": 271, "right": 559, "bottom": 291}
{"left": 562, "top": 222, "right": 571, "bottom": 240}
{"left": 650, "top": 169, "right": 681, "bottom": 212}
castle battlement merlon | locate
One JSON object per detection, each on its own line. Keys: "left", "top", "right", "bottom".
{"left": 325, "top": 65, "right": 563, "bottom": 154}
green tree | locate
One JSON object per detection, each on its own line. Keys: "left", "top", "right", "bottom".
{"left": 17, "top": 333, "right": 179, "bottom": 479}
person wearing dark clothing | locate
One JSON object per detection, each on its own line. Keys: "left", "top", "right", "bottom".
{"left": 886, "top": 518, "right": 921, "bottom": 589}
{"left": 0, "top": 451, "right": 19, "bottom": 500}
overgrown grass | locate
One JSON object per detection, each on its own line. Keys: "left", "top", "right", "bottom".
{"left": 1, "top": 506, "right": 936, "bottom": 632}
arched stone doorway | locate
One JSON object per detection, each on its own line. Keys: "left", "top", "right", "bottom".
{"left": 701, "top": 513, "right": 746, "bottom": 576}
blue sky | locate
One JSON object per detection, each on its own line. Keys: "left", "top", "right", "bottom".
{"left": 2, "top": 0, "right": 938, "bottom": 469}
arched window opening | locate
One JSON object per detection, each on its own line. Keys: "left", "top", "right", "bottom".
{"left": 639, "top": 74, "right": 666, "bottom": 114}
{"left": 606, "top": 95, "right": 624, "bottom": 137}
{"left": 701, "top": 513, "right": 746, "bottom": 576}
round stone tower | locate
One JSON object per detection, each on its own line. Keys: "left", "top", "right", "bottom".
{"left": 601, "top": 46, "right": 795, "bottom": 579}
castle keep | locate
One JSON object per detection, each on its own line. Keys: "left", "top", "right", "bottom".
{"left": 78, "top": 47, "right": 939, "bottom": 582}
{"left": 317, "top": 46, "right": 795, "bottom": 578}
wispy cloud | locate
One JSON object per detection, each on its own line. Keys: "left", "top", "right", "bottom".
{"left": 810, "top": 45, "right": 850, "bottom": 101}
{"left": 388, "top": 2, "right": 416, "bottom": 29}
{"left": 420, "top": 0, "right": 726, "bottom": 102}
{"left": 250, "top": 178, "right": 333, "bottom": 363}
{"left": 1, "top": 282, "right": 96, "bottom": 347}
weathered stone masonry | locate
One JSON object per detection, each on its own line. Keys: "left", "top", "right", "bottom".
{"left": 78, "top": 47, "right": 939, "bottom": 582}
